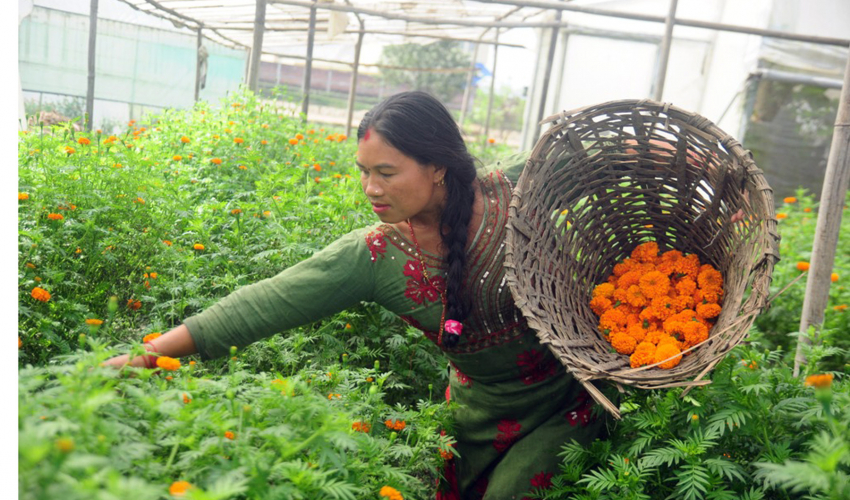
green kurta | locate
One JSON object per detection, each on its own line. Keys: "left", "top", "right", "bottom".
{"left": 184, "top": 171, "right": 605, "bottom": 500}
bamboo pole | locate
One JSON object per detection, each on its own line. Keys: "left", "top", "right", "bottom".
{"left": 246, "top": 0, "right": 267, "bottom": 92}
{"left": 301, "top": 1, "right": 317, "bottom": 120}
{"left": 85, "top": 0, "right": 99, "bottom": 132}
{"left": 194, "top": 27, "right": 203, "bottom": 102}
{"left": 793, "top": 47, "right": 850, "bottom": 377}
{"left": 651, "top": 0, "right": 678, "bottom": 101}
{"left": 533, "top": 8, "right": 562, "bottom": 142}
{"left": 345, "top": 16, "right": 365, "bottom": 138}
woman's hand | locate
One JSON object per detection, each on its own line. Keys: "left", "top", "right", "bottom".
{"left": 101, "top": 324, "right": 198, "bottom": 369}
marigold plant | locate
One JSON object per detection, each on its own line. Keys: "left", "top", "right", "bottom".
{"left": 589, "top": 241, "right": 723, "bottom": 370}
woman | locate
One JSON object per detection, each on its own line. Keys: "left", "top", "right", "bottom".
{"left": 105, "top": 91, "right": 606, "bottom": 499}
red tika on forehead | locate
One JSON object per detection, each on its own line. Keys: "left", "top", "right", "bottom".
{"left": 363, "top": 128, "right": 372, "bottom": 142}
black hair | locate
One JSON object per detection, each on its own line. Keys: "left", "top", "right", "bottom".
{"left": 358, "top": 91, "right": 477, "bottom": 348}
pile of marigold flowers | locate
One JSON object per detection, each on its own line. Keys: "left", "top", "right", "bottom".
{"left": 590, "top": 241, "right": 723, "bottom": 370}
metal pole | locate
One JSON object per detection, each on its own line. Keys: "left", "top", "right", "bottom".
{"left": 301, "top": 2, "right": 317, "bottom": 120}
{"left": 459, "top": 42, "right": 480, "bottom": 127}
{"left": 85, "top": 0, "right": 99, "bottom": 132}
{"left": 533, "top": 7, "right": 562, "bottom": 142}
{"left": 793, "top": 46, "right": 850, "bottom": 376}
{"left": 247, "top": 0, "right": 267, "bottom": 91}
{"left": 345, "top": 17, "right": 365, "bottom": 138}
{"left": 550, "top": 28, "right": 569, "bottom": 115}
{"left": 194, "top": 27, "right": 203, "bottom": 102}
{"left": 651, "top": 0, "right": 678, "bottom": 101}
{"left": 484, "top": 29, "right": 500, "bottom": 142}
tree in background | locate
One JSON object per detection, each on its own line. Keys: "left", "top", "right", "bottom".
{"left": 379, "top": 40, "right": 470, "bottom": 104}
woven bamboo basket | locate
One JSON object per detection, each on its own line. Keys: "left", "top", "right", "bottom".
{"left": 504, "top": 100, "right": 781, "bottom": 418}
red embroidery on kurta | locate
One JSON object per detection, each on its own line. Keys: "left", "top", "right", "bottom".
{"left": 565, "top": 391, "right": 596, "bottom": 427}
{"left": 435, "top": 458, "right": 461, "bottom": 500}
{"left": 403, "top": 259, "right": 445, "bottom": 304}
{"left": 452, "top": 364, "right": 473, "bottom": 388}
{"left": 493, "top": 419, "right": 522, "bottom": 453}
{"left": 516, "top": 349, "right": 558, "bottom": 385}
{"left": 365, "top": 230, "right": 387, "bottom": 261}
{"left": 530, "top": 471, "right": 553, "bottom": 489}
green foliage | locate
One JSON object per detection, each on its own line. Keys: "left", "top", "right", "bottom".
{"left": 19, "top": 339, "right": 454, "bottom": 499}
{"left": 542, "top": 340, "right": 848, "bottom": 500}
{"left": 379, "top": 40, "right": 470, "bottom": 103}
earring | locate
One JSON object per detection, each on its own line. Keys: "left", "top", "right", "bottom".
{"left": 438, "top": 177, "right": 445, "bottom": 186}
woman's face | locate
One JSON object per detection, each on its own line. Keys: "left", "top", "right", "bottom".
{"left": 356, "top": 130, "right": 445, "bottom": 225}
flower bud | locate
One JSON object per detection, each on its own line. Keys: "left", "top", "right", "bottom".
{"left": 230, "top": 346, "right": 238, "bottom": 355}
{"left": 107, "top": 296, "right": 119, "bottom": 313}
{"left": 374, "top": 360, "right": 380, "bottom": 370}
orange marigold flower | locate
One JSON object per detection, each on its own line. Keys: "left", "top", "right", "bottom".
{"left": 234, "top": 137, "right": 244, "bottom": 144}
{"left": 169, "top": 481, "right": 192, "bottom": 496}
{"left": 649, "top": 295, "right": 676, "bottom": 321}
{"left": 660, "top": 249, "right": 683, "bottom": 263}
{"left": 351, "top": 421, "right": 371, "bottom": 433}
{"left": 156, "top": 356, "right": 181, "bottom": 371}
{"left": 630, "top": 342, "right": 656, "bottom": 368}
{"left": 379, "top": 486, "right": 403, "bottom": 500}
{"left": 31, "top": 287, "right": 51, "bottom": 302}
{"left": 143, "top": 332, "right": 162, "bottom": 343}
{"left": 694, "top": 287, "right": 723, "bottom": 305}
{"left": 313, "top": 164, "right": 321, "bottom": 171}
{"left": 610, "top": 331, "right": 637, "bottom": 355}
{"left": 180, "top": 136, "right": 191, "bottom": 143}
{"left": 19, "top": 192, "right": 29, "bottom": 200}
{"left": 288, "top": 138, "right": 298, "bottom": 145}
{"left": 210, "top": 158, "right": 222, "bottom": 165}
{"left": 224, "top": 431, "right": 235, "bottom": 440}
{"left": 625, "top": 323, "right": 648, "bottom": 343}
{"left": 599, "top": 308, "right": 628, "bottom": 333}
{"left": 183, "top": 393, "right": 191, "bottom": 404}
{"left": 127, "top": 299, "right": 142, "bottom": 310}
{"left": 193, "top": 243, "right": 205, "bottom": 250}
{"left": 804, "top": 374, "right": 833, "bottom": 389}
{"left": 630, "top": 241, "right": 659, "bottom": 263}
{"left": 683, "top": 321, "right": 709, "bottom": 346}
{"left": 804, "top": 207, "right": 812, "bottom": 213}
{"left": 337, "top": 134, "right": 347, "bottom": 142}
{"left": 617, "top": 270, "right": 642, "bottom": 290}
{"left": 696, "top": 303, "right": 721, "bottom": 320}
{"left": 589, "top": 296, "right": 613, "bottom": 316}
{"left": 784, "top": 197, "right": 797, "bottom": 204}
{"left": 173, "top": 155, "right": 182, "bottom": 161}
{"left": 832, "top": 304, "right": 847, "bottom": 312}
{"left": 644, "top": 329, "right": 670, "bottom": 346}
{"left": 674, "top": 254, "right": 701, "bottom": 279}
{"left": 672, "top": 295, "right": 694, "bottom": 312}
{"left": 295, "top": 133, "right": 304, "bottom": 140}
{"left": 697, "top": 267, "right": 723, "bottom": 289}
{"left": 653, "top": 343, "right": 682, "bottom": 369}
{"left": 77, "top": 137, "right": 91, "bottom": 145}
{"left": 612, "top": 259, "right": 636, "bottom": 277}
{"left": 796, "top": 261, "right": 810, "bottom": 272}
{"left": 231, "top": 208, "right": 242, "bottom": 215}
{"left": 625, "top": 285, "right": 648, "bottom": 307}
{"left": 163, "top": 240, "right": 172, "bottom": 246}
{"left": 675, "top": 278, "right": 697, "bottom": 296}
{"left": 47, "top": 213, "right": 64, "bottom": 220}
{"left": 776, "top": 213, "right": 788, "bottom": 219}
{"left": 85, "top": 318, "right": 103, "bottom": 326}
{"left": 592, "top": 283, "right": 615, "bottom": 299}
{"left": 831, "top": 273, "right": 839, "bottom": 282}
{"left": 261, "top": 139, "right": 268, "bottom": 145}
{"left": 639, "top": 271, "right": 670, "bottom": 299}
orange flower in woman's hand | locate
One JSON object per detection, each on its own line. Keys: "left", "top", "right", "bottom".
{"left": 156, "top": 356, "right": 181, "bottom": 371}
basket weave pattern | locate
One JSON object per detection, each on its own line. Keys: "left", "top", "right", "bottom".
{"left": 504, "top": 100, "right": 780, "bottom": 418}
